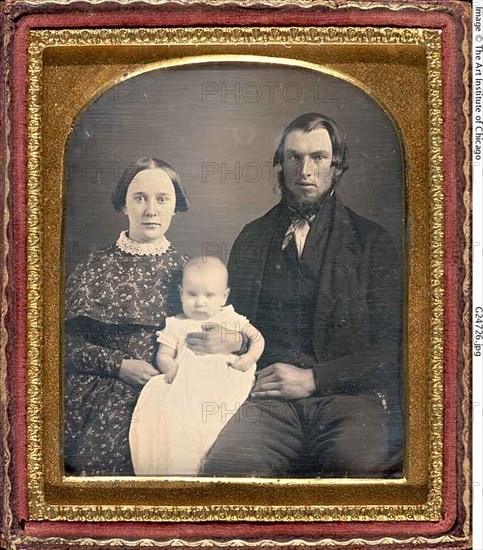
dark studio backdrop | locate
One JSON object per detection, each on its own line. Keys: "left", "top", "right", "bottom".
{"left": 64, "top": 62, "right": 404, "bottom": 277}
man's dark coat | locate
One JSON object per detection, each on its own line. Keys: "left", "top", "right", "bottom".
{"left": 227, "top": 195, "right": 403, "bottom": 415}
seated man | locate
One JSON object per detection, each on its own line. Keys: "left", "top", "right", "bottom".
{"left": 200, "top": 112, "right": 403, "bottom": 478}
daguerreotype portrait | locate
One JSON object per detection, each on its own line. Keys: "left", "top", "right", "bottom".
{"left": 0, "top": 0, "right": 471, "bottom": 548}
{"left": 63, "top": 64, "right": 404, "bottom": 479}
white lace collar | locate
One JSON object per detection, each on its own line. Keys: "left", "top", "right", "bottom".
{"left": 115, "top": 230, "right": 171, "bottom": 256}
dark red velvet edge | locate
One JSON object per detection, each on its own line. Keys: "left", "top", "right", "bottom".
{"left": 4, "top": 0, "right": 469, "bottom": 544}
{"left": 0, "top": 7, "right": 9, "bottom": 548}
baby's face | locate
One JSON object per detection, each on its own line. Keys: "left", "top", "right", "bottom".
{"left": 180, "top": 269, "right": 229, "bottom": 320}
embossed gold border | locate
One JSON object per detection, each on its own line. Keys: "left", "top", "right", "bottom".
{"left": 0, "top": 0, "right": 470, "bottom": 548}
{"left": 12, "top": 0, "right": 467, "bottom": 11}
{"left": 3, "top": 533, "right": 472, "bottom": 549}
{"left": 22, "top": 24, "right": 446, "bottom": 524}
{"left": 1, "top": 7, "right": 14, "bottom": 548}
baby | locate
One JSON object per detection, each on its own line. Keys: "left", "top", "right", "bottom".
{"left": 157, "top": 255, "right": 263, "bottom": 383}
{"left": 129, "top": 256, "right": 264, "bottom": 476}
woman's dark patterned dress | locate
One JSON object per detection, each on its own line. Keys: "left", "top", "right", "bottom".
{"left": 63, "top": 241, "right": 188, "bottom": 475}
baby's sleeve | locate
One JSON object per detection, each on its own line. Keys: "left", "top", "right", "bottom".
{"left": 156, "top": 317, "right": 181, "bottom": 350}
{"left": 225, "top": 307, "right": 252, "bottom": 332}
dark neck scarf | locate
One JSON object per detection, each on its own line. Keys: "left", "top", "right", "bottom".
{"left": 281, "top": 190, "right": 334, "bottom": 252}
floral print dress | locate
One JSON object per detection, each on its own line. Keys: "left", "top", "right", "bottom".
{"left": 63, "top": 232, "right": 188, "bottom": 475}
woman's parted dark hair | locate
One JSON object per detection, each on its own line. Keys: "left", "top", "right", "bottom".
{"left": 273, "top": 113, "right": 349, "bottom": 184}
{"left": 111, "top": 157, "right": 190, "bottom": 213}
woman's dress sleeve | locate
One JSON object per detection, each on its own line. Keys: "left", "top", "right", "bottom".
{"left": 64, "top": 319, "right": 126, "bottom": 378}
{"left": 64, "top": 252, "right": 126, "bottom": 378}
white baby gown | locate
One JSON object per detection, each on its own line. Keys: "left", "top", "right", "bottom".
{"left": 129, "top": 305, "right": 256, "bottom": 475}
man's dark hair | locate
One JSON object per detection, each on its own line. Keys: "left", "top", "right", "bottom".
{"left": 111, "top": 157, "right": 190, "bottom": 213}
{"left": 273, "top": 113, "right": 349, "bottom": 185}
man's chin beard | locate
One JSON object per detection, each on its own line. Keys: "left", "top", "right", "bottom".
{"left": 281, "top": 184, "right": 333, "bottom": 215}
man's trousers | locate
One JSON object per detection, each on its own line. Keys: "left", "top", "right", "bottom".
{"left": 200, "top": 393, "right": 403, "bottom": 477}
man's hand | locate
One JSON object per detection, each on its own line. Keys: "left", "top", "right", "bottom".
{"left": 186, "top": 325, "right": 243, "bottom": 355}
{"left": 250, "top": 363, "right": 316, "bottom": 400}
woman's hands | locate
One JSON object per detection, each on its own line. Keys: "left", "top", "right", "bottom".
{"left": 119, "top": 359, "right": 160, "bottom": 387}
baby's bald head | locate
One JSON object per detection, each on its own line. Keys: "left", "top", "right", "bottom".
{"left": 182, "top": 256, "right": 228, "bottom": 287}
{"left": 180, "top": 256, "right": 230, "bottom": 320}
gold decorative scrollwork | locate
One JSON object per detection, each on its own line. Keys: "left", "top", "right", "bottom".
{"left": 0, "top": 0, "right": 470, "bottom": 541}
{"left": 23, "top": 25, "right": 447, "bottom": 526}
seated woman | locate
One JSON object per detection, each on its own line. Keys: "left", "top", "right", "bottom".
{"left": 63, "top": 157, "right": 191, "bottom": 476}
